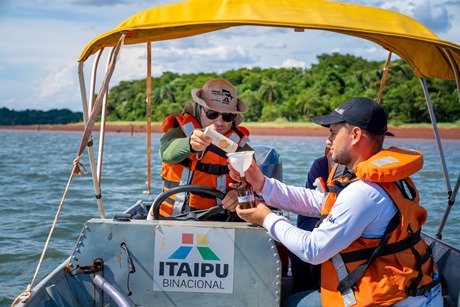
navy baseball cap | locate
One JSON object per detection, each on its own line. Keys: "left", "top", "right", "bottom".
{"left": 311, "top": 97, "right": 394, "bottom": 136}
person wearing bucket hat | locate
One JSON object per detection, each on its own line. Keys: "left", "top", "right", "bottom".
{"left": 157, "top": 78, "right": 253, "bottom": 218}
{"left": 225, "top": 97, "right": 441, "bottom": 306}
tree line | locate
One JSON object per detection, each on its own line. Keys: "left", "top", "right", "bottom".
{"left": 0, "top": 108, "right": 83, "bottom": 125}
{"left": 107, "top": 53, "right": 459, "bottom": 124}
{"left": 2, "top": 53, "right": 459, "bottom": 126}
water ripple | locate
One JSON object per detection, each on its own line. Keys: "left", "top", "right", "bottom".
{"left": 1, "top": 131, "right": 459, "bottom": 304}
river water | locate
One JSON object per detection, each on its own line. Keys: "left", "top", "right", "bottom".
{"left": 0, "top": 130, "right": 459, "bottom": 305}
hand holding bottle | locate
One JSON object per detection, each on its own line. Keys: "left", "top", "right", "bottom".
{"left": 228, "top": 159, "right": 265, "bottom": 193}
{"left": 190, "top": 128, "right": 212, "bottom": 152}
{"left": 236, "top": 201, "right": 272, "bottom": 226}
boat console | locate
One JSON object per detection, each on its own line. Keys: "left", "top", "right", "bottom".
{"left": 23, "top": 219, "right": 283, "bottom": 306}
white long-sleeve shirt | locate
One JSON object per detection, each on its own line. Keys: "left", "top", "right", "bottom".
{"left": 260, "top": 176, "right": 443, "bottom": 306}
{"left": 261, "top": 176, "right": 398, "bottom": 264}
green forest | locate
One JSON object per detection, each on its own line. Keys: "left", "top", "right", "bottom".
{"left": 0, "top": 108, "right": 82, "bottom": 125}
{"left": 107, "top": 53, "right": 459, "bottom": 124}
{"left": 2, "top": 53, "right": 459, "bottom": 126}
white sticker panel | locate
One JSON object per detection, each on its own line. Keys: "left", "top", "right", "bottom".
{"left": 153, "top": 226, "right": 235, "bottom": 293}
{"left": 371, "top": 156, "right": 399, "bottom": 167}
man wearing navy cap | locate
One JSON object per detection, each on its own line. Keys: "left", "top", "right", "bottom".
{"left": 313, "top": 96, "right": 394, "bottom": 136}
{"left": 224, "top": 97, "right": 441, "bottom": 307}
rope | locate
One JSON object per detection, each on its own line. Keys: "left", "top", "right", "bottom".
{"left": 10, "top": 288, "right": 31, "bottom": 307}
{"left": 74, "top": 157, "right": 87, "bottom": 175}
{"left": 12, "top": 32, "right": 127, "bottom": 306}
{"left": 11, "top": 158, "right": 82, "bottom": 305}
{"left": 376, "top": 51, "right": 392, "bottom": 103}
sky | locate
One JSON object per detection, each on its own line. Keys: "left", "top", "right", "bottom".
{"left": 0, "top": 0, "right": 459, "bottom": 112}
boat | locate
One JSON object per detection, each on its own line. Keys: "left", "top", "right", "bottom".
{"left": 13, "top": 0, "right": 460, "bottom": 306}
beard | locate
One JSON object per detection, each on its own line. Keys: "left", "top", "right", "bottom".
{"left": 332, "top": 148, "right": 351, "bottom": 166}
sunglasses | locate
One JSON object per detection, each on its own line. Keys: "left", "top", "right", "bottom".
{"left": 203, "top": 109, "right": 237, "bottom": 122}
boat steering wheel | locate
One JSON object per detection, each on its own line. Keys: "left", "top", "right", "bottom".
{"left": 150, "top": 185, "right": 236, "bottom": 222}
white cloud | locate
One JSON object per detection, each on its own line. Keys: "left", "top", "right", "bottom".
{"left": 281, "top": 59, "right": 306, "bottom": 69}
{"left": 255, "top": 41, "right": 287, "bottom": 49}
{"left": 40, "top": 65, "right": 75, "bottom": 100}
{"left": 385, "top": 1, "right": 451, "bottom": 32}
{"left": 1, "top": 0, "right": 459, "bottom": 111}
{"left": 345, "top": 0, "right": 454, "bottom": 33}
{"left": 110, "top": 43, "right": 257, "bottom": 80}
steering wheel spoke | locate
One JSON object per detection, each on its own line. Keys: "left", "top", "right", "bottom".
{"left": 150, "top": 185, "right": 235, "bottom": 221}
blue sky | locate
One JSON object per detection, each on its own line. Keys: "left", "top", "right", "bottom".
{"left": 0, "top": 0, "right": 459, "bottom": 112}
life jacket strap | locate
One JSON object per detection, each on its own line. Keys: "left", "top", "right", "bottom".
{"left": 396, "top": 179, "right": 417, "bottom": 201}
{"left": 337, "top": 212, "right": 400, "bottom": 295}
{"left": 405, "top": 226, "right": 436, "bottom": 296}
{"left": 172, "top": 168, "right": 192, "bottom": 215}
{"left": 339, "top": 229, "right": 422, "bottom": 263}
{"left": 195, "top": 161, "right": 229, "bottom": 175}
{"left": 331, "top": 254, "right": 357, "bottom": 306}
{"left": 182, "top": 122, "right": 196, "bottom": 137}
{"left": 163, "top": 179, "right": 176, "bottom": 189}
{"left": 163, "top": 197, "right": 175, "bottom": 206}
{"left": 326, "top": 169, "right": 356, "bottom": 193}
{"left": 178, "top": 159, "right": 192, "bottom": 168}
{"left": 215, "top": 175, "right": 226, "bottom": 206}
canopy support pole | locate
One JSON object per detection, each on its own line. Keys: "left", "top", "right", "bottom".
{"left": 74, "top": 34, "right": 126, "bottom": 214}
{"left": 76, "top": 33, "right": 125, "bottom": 157}
{"left": 87, "top": 49, "right": 106, "bottom": 218}
{"left": 144, "top": 42, "right": 152, "bottom": 195}
{"left": 96, "top": 48, "right": 116, "bottom": 188}
{"left": 442, "top": 49, "right": 460, "bottom": 204}
{"left": 419, "top": 77, "right": 452, "bottom": 239}
{"left": 432, "top": 47, "right": 460, "bottom": 239}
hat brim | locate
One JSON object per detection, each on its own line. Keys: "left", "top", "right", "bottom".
{"left": 191, "top": 88, "right": 248, "bottom": 114}
{"left": 384, "top": 131, "right": 395, "bottom": 137}
{"left": 312, "top": 113, "right": 394, "bottom": 137}
{"left": 311, "top": 113, "right": 344, "bottom": 127}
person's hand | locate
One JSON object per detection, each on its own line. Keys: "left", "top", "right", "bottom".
{"left": 236, "top": 201, "right": 272, "bottom": 226}
{"left": 190, "top": 129, "right": 211, "bottom": 152}
{"left": 228, "top": 159, "right": 265, "bottom": 192}
{"left": 222, "top": 189, "right": 239, "bottom": 212}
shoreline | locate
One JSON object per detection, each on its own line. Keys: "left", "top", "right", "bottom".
{"left": 1, "top": 123, "right": 459, "bottom": 139}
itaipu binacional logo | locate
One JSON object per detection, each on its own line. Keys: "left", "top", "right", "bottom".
{"left": 153, "top": 226, "right": 235, "bottom": 293}
{"left": 168, "top": 233, "right": 220, "bottom": 261}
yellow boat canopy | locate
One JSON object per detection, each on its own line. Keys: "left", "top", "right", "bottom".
{"left": 78, "top": 0, "right": 460, "bottom": 80}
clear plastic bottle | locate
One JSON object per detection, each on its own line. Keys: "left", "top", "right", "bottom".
{"left": 236, "top": 177, "right": 255, "bottom": 209}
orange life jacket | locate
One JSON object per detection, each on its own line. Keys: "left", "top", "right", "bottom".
{"left": 160, "top": 113, "right": 250, "bottom": 216}
{"left": 319, "top": 147, "right": 438, "bottom": 306}
{"left": 316, "top": 163, "right": 352, "bottom": 223}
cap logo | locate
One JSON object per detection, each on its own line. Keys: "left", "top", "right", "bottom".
{"left": 335, "top": 107, "right": 345, "bottom": 115}
{"left": 211, "top": 88, "right": 233, "bottom": 105}
{"left": 222, "top": 89, "right": 234, "bottom": 100}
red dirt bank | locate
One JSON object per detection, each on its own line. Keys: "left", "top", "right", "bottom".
{"left": 1, "top": 124, "right": 459, "bottom": 139}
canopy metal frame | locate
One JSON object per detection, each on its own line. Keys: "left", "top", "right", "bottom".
{"left": 75, "top": 1, "right": 460, "bottom": 231}
{"left": 77, "top": 34, "right": 460, "bottom": 240}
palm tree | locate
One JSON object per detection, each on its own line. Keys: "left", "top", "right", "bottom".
{"left": 159, "top": 84, "right": 176, "bottom": 103}
{"left": 259, "top": 80, "right": 282, "bottom": 104}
